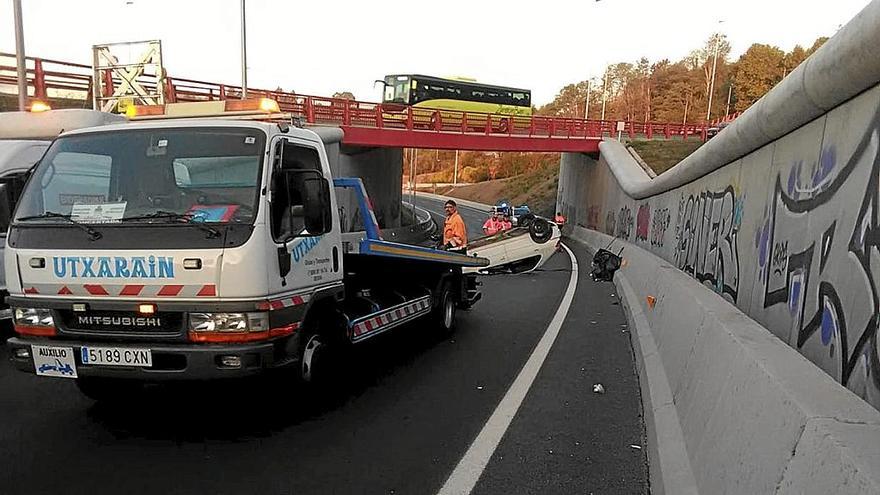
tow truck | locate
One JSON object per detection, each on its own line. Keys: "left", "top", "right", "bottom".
{"left": 3, "top": 98, "right": 486, "bottom": 400}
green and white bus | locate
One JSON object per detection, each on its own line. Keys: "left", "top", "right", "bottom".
{"left": 380, "top": 74, "right": 532, "bottom": 130}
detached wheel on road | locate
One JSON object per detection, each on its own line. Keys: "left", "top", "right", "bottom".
{"left": 75, "top": 377, "right": 143, "bottom": 402}
{"left": 529, "top": 218, "right": 553, "bottom": 244}
{"left": 432, "top": 284, "right": 457, "bottom": 333}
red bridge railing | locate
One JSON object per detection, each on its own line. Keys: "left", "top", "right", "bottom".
{"left": 1, "top": 52, "right": 710, "bottom": 141}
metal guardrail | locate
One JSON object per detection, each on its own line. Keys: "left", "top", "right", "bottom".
{"left": 0, "top": 52, "right": 711, "bottom": 141}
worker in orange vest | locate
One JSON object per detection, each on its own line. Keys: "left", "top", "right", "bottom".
{"left": 482, "top": 211, "right": 503, "bottom": 235}
{"left": 443, "top": 200, "right": 468, "bottom": 251}
{"left": 554, "top": 211, "right": 566, "bottom": 227}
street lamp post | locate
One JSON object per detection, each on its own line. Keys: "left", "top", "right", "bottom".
{"left": 706, "top": 22, "right": 724, "bottom": 121}
{"left": 600, "top": 70, "right": 609, "bottom": 121}
{"left": 584, "top": 80, "right": 591, "bottom": 120}
{"left": 13, "top": 0, "right": 27, "bottom": 110}
{"left": 240, "top": 0, "right": 248, "bottom": 99}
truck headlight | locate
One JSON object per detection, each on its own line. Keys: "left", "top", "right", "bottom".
{"left": 13, "top": 308, "right": 56, "bottom": 336}
{"left": 189, "top": 312, "right": 268, "bottom": 333}
{"left": 14, "top": 308, "right": 54, "bottom": 326}
{"left": 188, "top": 312, "right": 272, "bottom": 343}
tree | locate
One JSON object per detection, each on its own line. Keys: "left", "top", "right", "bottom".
{"left": 332, "top": 91, "right": 355, "bottom": 100}
{"left": 732, "top": 44, "right": 785, "bottom": 112}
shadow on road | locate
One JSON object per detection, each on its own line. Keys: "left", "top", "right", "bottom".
{"left": 71, "top": 324, "right": 453, "bottom": 442}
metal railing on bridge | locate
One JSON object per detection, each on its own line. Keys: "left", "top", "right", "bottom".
{"left": 1, "top": 52, "right": 710, "bottom": 142}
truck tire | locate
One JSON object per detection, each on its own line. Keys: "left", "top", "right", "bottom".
{"left": 432, "top": 283, "right": 457, "bottom": 333}
{"left": 300, "top": 332, "right": 327, "bottom": 384}
{"left": 529, "top": 218, "right": 553, "bottom": 244}
{"left": 75, "top": 377, "right": 143, "bottom": 402}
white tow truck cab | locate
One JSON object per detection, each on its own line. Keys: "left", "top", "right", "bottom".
{"left": 4, "top": 99, "right": 485, "bottom": 399}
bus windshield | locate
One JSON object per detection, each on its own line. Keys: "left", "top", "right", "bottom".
{"left": 384, "top": 75, "right": 411, "bottom": 104}
{"left": 14, "top": 127, "right": 266, "bottom": 226}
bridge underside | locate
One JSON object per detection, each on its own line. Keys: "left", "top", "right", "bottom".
{"left": 339, "top": 126, "right": 602, "bottom": 153}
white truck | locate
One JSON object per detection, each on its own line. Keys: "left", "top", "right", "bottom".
{"left": 3, "top": 99, "right": 486, "bottom": 400}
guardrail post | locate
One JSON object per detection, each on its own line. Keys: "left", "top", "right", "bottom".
{"left": 102, "top": 70, "right": 114, "bottom": 98}
{"left": 529, "top": 117, "right": 536, "bottom": 137}
{"left": 343, "top": 102, "right": 351, "bottom": 126}
{"left": 628, "top": 121, "right": 635, "bottom": 139}
{"left": 665, "top": 123, "right": 671, "bottom": 139}
{"left": 306, "top": 97, "right": 315, "bottom": 123}
{"left": 646, "top": 122, "right": 653, "bottom": 140}
{"left": 33, "top": 58, "right": 46, "bottom": 101}
{"left": 683, "top": 126, "right": 690, "bottom": 140}
{"left": 549, "top": 119, "right": 556, "bottom": 137}
{"left": 461, "top": 113, "right": 467, "bottom": 133}
{"left": 434, "top": 110, "right": 441, "bottom": 131}
{"left": 485, "top": 114, "right": 492, "bottom": 134}
{"left": 701, "top": 124, "right": 708, "bottom": 141}
{"left": 374, "top": 105, "right": 383, "bottom": 128}
{"left": 219, "top": 84, "right": 226, "bottom": 100}
{"left": 165, "top": 76, "right": 177, "bottom": 103}
{"left": 407, "top": 106, "right": 414, "bottom": 131}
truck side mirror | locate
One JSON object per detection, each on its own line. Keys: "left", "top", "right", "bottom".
{"left": 302, "top": 176, "right": 331, "bottom": 235}
{"left": 0, "top": 183, "right": 13, "bottom": 233}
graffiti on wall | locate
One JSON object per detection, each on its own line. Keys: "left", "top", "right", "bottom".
{"left": 605, "top": 210, "right": 616, "bottom": 236}
{"left": 617, "top": 206, "right": 634, "bottom": 240}
{"left": 636, "top": 204, "right": 650, "bottom": 242}
{"left": 587, "top": 206, "right": 601, "bottom": 230}
{"left": 651, "top": 208, "right": 670, "bottom": 247}
{"left": 673, "top": 186, "right": 743, "bottom": 302}
{"left": 754, "top": 126, "right": 880, "bottom": 405}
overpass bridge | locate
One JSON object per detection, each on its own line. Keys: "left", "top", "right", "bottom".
{"left": 0, "top": 51, "right": 711, "bottom": 154}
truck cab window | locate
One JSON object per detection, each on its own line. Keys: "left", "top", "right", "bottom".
{"left": 272, "top": 142, "right": 322, "bottom": 241}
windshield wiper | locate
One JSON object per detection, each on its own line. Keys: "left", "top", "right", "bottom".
{"left": 122, "top": 211, "right": 222, "bottom": 239}
{"left": 16, "top": 212, "right": 103, "bottom": 241}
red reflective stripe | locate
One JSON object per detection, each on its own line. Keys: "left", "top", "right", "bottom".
{"left": 156, "top": 285, "right": 183, "bottom": 296}
{"left": 84, "top": 284, "right": 109, "bottom": 296}
{"left": 291, "top": 295, "right": 304, "bottom": 305}
{"left": 256, "top": 301, "right": 272, "bottom": 311}
{"left": 270, "top": 300, "right": 284, "bottom": 310}
{"left": 365, "top": 319, "right": 374, "bottom": 331}
{"left": 119, "top": 285, "right": 144, "bottom": 296}
{"left": 57, "top": 286, "right": 73, "bottom": 295}
{"left": 197, "top": 284, "right": 216, "bottom": 297}
{"left": 24, "top": 287, "right": 39, "bottom": 294}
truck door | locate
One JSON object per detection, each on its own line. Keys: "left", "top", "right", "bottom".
{"left": 267, "top": 137, "right": 342, "bottom": 296}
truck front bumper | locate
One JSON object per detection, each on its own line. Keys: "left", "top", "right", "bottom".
{"left": 6, "top": 335, "right": 300, "bottom": 381}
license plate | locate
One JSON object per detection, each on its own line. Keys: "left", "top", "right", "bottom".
{"left": 32, "top": 345, "right": 78, "bottom": 378}
{"left": 81, "top": 346, "right": 152, "bottom": 367}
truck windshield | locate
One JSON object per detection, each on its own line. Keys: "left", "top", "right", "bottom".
{"left": 14, "top": 127, "right": 265, "bottom": 226}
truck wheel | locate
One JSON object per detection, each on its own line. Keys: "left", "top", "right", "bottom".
{"left": 300, "top": 332, "right": 327, "bottom": 384}
{"left": 529, "top": 218, "right": 553, "bottom": 244}
{"left": 433, "top": 284, "right": 457, "bottom": 333}
{"left": 75, "top": 377, "right": 143, "bottom": 402}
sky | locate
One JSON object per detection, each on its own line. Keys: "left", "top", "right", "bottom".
{"left": 0, "top": 0, "right": 871, "bottom": 106}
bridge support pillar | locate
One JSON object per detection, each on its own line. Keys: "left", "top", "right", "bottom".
{"left": 311, "top": 127, "right": 403, "bottom": 231}
{"left": 557, "top": 152, "right": 597, "bottom": 230}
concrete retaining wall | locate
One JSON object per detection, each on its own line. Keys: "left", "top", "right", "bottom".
{"left": 570, "top": 227, "right": 880, "bottom": 494}
{"left": 556, "top": 1, "right": 880, "bottom": 491}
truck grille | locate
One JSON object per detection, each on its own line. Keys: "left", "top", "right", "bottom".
{"left": 59, "top": 310, "right": 184, "bottom": 336}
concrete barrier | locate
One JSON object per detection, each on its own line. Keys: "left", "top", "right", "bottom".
{"left": 570, "top": 226, "right": 880, "bottom": 495}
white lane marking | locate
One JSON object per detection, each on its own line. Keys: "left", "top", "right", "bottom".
{"left": 437, "top": 243, "right": 579, "bottom": 495}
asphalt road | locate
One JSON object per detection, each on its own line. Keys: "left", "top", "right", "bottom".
{"left": 0, "top": 195, "right": 647, "bottom": 495}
